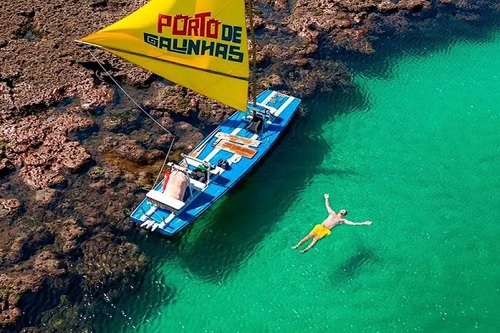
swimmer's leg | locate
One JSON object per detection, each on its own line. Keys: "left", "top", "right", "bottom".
{"left": 292, "top": 233, "right": 314, "bottom": 249}
{"left": 300, "top": 237, "right": 320, "bottom": 254}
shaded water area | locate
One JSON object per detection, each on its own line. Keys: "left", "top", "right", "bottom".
{"left": 64, "top": 11, "right": 499, "bottom": 333}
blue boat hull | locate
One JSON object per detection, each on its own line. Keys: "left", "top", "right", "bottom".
{"left": 130, "top": 89, "right": 301, "bottom": 236}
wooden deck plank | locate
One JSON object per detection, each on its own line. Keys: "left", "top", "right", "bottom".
{"left": 215, "top": 140, "right": 257, "bottom": 159}
{"left": 215, "top": 132, "right": 260, "bottom": 147}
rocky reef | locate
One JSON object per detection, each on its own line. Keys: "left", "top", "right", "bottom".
{"left": 0, "top": 0, "right": 498, "bottom": 331}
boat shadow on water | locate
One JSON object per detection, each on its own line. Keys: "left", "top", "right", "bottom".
{"left": 177, "top": 136, "right": 326, "bottom": 283}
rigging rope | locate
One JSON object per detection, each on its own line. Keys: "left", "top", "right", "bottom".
{"left": 152, "top": 141, "right": 174, "bottom": 189}
{"left": 87, "top": 50, "right": 175, "bottom": 189}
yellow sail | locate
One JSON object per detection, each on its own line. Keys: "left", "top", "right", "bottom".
{"left": 80, "top": 0, "right": 249, "bottom": 111}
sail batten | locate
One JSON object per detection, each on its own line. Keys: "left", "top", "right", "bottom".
{"left": 80, "top": 0, "right": 249, "bottom": 111}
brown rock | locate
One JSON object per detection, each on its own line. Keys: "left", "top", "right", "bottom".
{"left": 0, "top": 82, "right": 15, "bottom": 115}
{"left": 246, "top": 15, "right": 266, "bottom": 30}
{"left": 284, "top": 0, "right": 433, "bottom": 53}
{"left": 274, "top": 0, "right": 288, "bottom": 11}
{"left": 155, "top": 133, "right": 175, "bottom": 150}
{"left": 189, "top": 98, "right": 199, "bottom": 109}
{"left": 144, "top": 83, "right": 190, "bottom": 114}
{"left": 102, "top": 109, "right": 141, "bottom": 132}
{"left": 5, "top": 236, "right": 27, "bottom": 263}
{"left": 56, "top": 141, "right": 91, "bottom": 171}
{"left": 260, "top": 74, "right": 286, "bottom": 90}
{"left": 115, "top": 138, "right": 147, "bottom": 163}
{"left": 144, "top": 149, "right": 164, "bottom": 163}
{"left": 171, "top": 122, "right": 204, "bottom": 152}
{"left": 32, "top": 250, "right": 66, "bottom": 276}
{"left": 378, "top": 0, "right": 429, "bottom": 12}
{"left": 268, "top": 59, "right": 351, "bottom": 98}
{"left": 75, "top": 79, "right": 114, "bottom": 110}
{"left": 80, "top": 232, "right": 146, "bottom": 288}
{"left": 0, "top": 113, "right": 93, "bottom": 189}
{"left": 88, "top": 166, "right": 105, "bottom": 180}
{"left": 46, "top": 219, "right": 86, "bottom": 254}
{"left": 34, "top": 189, "right": 58, "bottom": 206}
{"left": 103, "top": 166, "right": 122, "bottom": 185}
{"left": 4, "top": 229, "right": 54, "bottom": 264}
{"left": 89, "top": 180, "right": 107, "bottom": 193}
{"left": 0, "top": 144, "right": 14, "bottom": 175}
{"left": 0, "top": 198, "right": 21, "bottom": 219}
{"left": 0, "top": 271, "right": 44, "bottom": 327}
{"left": 159, "top": 114, "right": 174, "bottom": 128}
{"left": 19, "top": 166, "right": 66, "bottom": 190}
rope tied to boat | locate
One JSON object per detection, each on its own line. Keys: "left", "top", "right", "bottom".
{"left": 87, "top": 50, "right": 175, "bottom": 190}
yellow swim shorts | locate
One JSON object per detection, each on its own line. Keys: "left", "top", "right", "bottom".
{"left": 311, "top": 224, "right": 331, "bottom": 238}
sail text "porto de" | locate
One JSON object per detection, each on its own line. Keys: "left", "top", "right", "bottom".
{"left": 143, "top": 12, "right": 245, "bottom": 63}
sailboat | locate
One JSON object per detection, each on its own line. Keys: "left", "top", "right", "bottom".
{"left": 78, "top": 0, "right": 301, "bottom": 236}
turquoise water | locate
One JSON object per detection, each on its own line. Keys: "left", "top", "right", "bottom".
{"left": 93, "top": 30, "right": 500, "bottom": 332}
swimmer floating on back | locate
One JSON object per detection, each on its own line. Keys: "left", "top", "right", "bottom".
{"left": 292, "top": 194, "right": 372, "bottom": 253}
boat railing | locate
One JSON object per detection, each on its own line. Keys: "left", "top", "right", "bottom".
{"left": 182, "top": 154, "right": 215, "bottom": 170}
{"left": 247, "top": 104, "right": 271, "bottom": 118}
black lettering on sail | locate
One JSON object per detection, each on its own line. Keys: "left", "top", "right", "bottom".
{"left": 144, "top": 33, "right": 159, "bottom": 47}
{"left": 214, "top": 43, "right": 229, "bottom": 60}
{"left": 200, "top": 40, "right": 215, "bottom": 56}
{"left": 187, "top": 40, "right": 201, "bottom": 55}
{"left": 171, "top": 38, "right": 188, "bottom": 54}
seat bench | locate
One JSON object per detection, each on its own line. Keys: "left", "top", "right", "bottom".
{"left": 189, "top": 178, "right": 207, "bottom": 191}
{"left": 146, "top": 190, "right": 185, "bottom": 212}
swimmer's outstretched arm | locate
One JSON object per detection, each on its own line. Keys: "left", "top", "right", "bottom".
{"left": 323, "top": 193, "right": 335, "bottom": 214}
{"left": 343, "top": 220, "right": 372, "bottom": 226}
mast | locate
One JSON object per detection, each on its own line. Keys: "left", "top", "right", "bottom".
{"left": 247, "top": 0, "right": 258, "bottom": 108}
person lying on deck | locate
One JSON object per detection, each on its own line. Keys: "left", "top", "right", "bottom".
{"left": 292, "top": 194, "right": 372, "bottom": 253}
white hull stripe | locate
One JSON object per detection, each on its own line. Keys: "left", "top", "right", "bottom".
{"left": 271, "top": 96, "right": 294, "bottom": 117}
{"left": 258, "top": 95, "right": 294, "bottom": 118}
{"left": 258, "top": 91, "right": 277, "bottom": 106}
{"left": 140, "top": 205, "right": 157, "bottom": 222}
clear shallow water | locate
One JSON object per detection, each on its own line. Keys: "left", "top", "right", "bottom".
{"left": 93, "top": 30, "right": 500, "bottom": 332}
